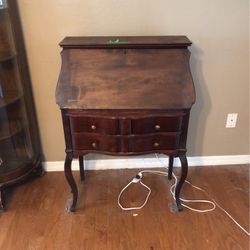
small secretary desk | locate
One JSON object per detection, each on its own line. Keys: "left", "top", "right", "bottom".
{"left": 56, "top": 36, "right": 195, "bottom": 212}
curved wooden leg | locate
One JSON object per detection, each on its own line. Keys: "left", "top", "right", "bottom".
{"left": 168, "top": 156, "right": 174, "bottom": 180}
{"left": 0, "top": 187, "right": 5, "bottom": 212}
{"left": 79, "top": 156, "right": 85, "bottom": 181}
{"left": 175, "top": 154, "right": 188, "bottom": 211}
{"left": 64, "top": 153, "right": 78, "bottom": 212}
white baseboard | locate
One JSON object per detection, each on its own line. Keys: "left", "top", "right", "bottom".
{"left": 43, "top": 154, "right": 250, "bottom": 172}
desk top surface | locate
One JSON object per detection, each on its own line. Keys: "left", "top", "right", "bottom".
{"left": 59, "top": 36, "right": 192, "bottom": 49}
{"left": 56, "top": 36, "right": 195, "bottom": 110}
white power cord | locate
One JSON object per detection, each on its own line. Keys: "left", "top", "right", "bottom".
{"left": 118, "top": 153, "right": 250, "bottom": 236}
{"left": 118, "top": 169, "right": 215, "bottom": 212}
{"left": 118, "top": 172, "right": 151, "bottom": 211}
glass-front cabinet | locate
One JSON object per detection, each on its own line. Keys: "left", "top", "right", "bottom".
{"left": 0, "top": 0, "right": 42, "bottom": 211}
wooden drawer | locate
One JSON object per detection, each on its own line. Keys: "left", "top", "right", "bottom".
{"left": 69, "top": 116, "right": 119, "bottom": 135}
{"left": 71, "top": 133, "right": 118, "bottom": 152}
{"left": 129, "top": 133, "right": 180, "bottom": 152}
{"left": 131, "top": 116, "right": 182, "bottom": 134}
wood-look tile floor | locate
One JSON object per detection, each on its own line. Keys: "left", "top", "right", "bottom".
{"left": 0, "top": 165, "right": 249, "bottom": 250}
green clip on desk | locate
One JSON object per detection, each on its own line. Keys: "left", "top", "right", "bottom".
{"left": 55, "top": 36, "right": 196, "bottom": 212}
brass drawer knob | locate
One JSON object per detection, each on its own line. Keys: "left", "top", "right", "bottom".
{"left": 91, "top": 125, "right": 96, "bottom": 130}
{"left": 155, "top": 125, "right": 161, "bottom": 130}
{"left": 92, "top": 142, "right": 97, "bottom": 149}
{"left": 153, "top": 142, "right": 160, "bottom": 147}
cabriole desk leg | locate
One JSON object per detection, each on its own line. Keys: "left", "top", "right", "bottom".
{"left": 175, "top": 154, "right": 188, "bottom": 211}
{"left": 168, "top": 156, "right": 174, "bottom": 180}
{"left": 64, "top": 152, "right": 78, "bottom": 212}
{"left": 79, "top": 156, "right": 85, "bottom": 181}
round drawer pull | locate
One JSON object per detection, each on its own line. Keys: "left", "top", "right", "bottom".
{"left": 91, "top": 125, "right": 96, "bottom": 130}
{"left": 155, "top": 125, "right": 161, "bottom": 130}
{"left": 92, "top": 142, "right": 97, "bottom": 149}
{"left": 153, "top": 142, "right": 160, "bottom": 147}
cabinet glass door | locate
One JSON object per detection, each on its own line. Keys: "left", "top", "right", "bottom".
{"left": 0, "top": 1, "right": 33, "bottom": 177}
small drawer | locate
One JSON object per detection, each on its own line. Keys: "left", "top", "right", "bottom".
{"left": 129, "top": 133, "right": 180, "bottom": 152}
{"left": 69, "top": 116, "right": 119, "bottom": 135}
{"left": 131, "top": 116, "right": 182, "bottom": 134}
{"left": 71, "top": 133, "right": 119, "bottom": 152}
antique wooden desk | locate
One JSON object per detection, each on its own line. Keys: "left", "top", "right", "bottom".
{"left": 56, "top": 36, "right": 195, "bottom": 212}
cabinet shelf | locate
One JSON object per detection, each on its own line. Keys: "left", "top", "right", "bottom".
{"left": 0, "top": 119, "right": 25, "bottom": 140}
{"left": 0, "top": 158, "right": 31, "bottom": 179}
{"left": 0, "top": 50, "right": 16, "bottom": 62}
{"left": 0, "top": 159, "right": 27, "bottom": 175}
{"left": 0, "top": 7, "right": 9, "bottom": 16}
{"left": 0, "top": 95, "right": 22, "bottom": 108}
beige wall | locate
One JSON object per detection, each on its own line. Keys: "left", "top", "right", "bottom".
{"left": 18, "top": 0, "right": 249, "bottom": 161}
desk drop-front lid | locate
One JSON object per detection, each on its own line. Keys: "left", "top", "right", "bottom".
{"left": 56, "top": 36, "right": 195, "bottom": 110}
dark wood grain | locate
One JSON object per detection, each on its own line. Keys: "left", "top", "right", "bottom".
{"left": 56, "top": 48, "right": 195, "bottom": 109}
{"left": 65, "top": 110, "right": 190, "bottom": 155}
{"left": 0, "top": 166, "right": 248, "bottom": 249}
{"left": 69, "top": 116, "right": 119, "bottom": 135}
{"left": 129, "top": 133, "right": 180, "bottom": 152}
{"left": 72, "top": 133, "right": 119, "bottom": 153}
{"left": 131, "top": 115, "right": 183, "bottom": 134}
{"left": 70, "top": 112, "right": 184, "bottom": 135}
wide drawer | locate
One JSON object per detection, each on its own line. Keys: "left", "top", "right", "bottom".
{"left": 131, "top": 116, "right": 182, "bottom": 134}
{"left": 129, "top": 133, "right": 180, "bottom": 152}
{"left": 71, "top": 133, "right": 119, "bottom": 152}
{"left": 69, "top": 116, "right": 119, "bottom": 135}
